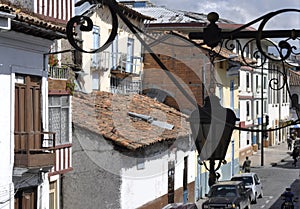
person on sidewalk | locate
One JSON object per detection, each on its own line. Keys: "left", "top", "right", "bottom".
{"left": 291, "top": 147, "right": 299, "bottom": 167}
{"left": 287, "top": 136, "right": 292, "bottom": 151}
{"left": 242, "top": 156, "right": 251, "bottom": 173}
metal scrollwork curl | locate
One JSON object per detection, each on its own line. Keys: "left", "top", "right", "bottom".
{"left": 66, "top": 1, "right": 118, "bottom": 53}
{"left": 256, "top": 9, "right": 300, "bottom": 63}
{"left": 268, "top": 69, "right": 286, "bottom": 91}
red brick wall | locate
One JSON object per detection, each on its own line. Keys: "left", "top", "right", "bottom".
{"left": 142, "top": 35, "right": 210, "bottom": 112}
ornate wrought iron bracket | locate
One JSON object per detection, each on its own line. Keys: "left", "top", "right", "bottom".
{"left": 66, "top": 1, "right": 300, "bottom": 133}
{"left": 189, "top": 9, "right": 300, "bottom": 64}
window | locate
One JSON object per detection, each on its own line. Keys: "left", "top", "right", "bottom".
{"left": 247, "top": 132, "right": 250, "bottom": 145}
{"left": 256, "top": 75, "right": 259, "bottom": 91}
{"left": 256, "top": 101, "right": 259, "bottom": 116}
{"left": 264, "top": 100, "right": 267, "bottom": 113}
{"left": 49, "top": 96, "right": 70, "bottom": 145}
{"left": 246, "top": 73, "right": 250, "bottom": 89}
{"left": 92, "top": 71, "right": 99, "bottom": 90}
{"left": 230, "top": 80, "right": 234, "bottom": 109}
{"left": 126, "top": 38, "right": 134, "bottom": 73}
{"left": 111, "top": 34, "right": 118, "bottom": 70}
{"left": 246, "top": 101, "right": 250, "bottom": 117}
{"left": 49, "top": 181, "right": 57, "bottom": 209}
{"left": 263, "top": 76, "right": 267, "bottom": 89}
{"left": 92, "top": 26, "right": 100, "bottom": 67}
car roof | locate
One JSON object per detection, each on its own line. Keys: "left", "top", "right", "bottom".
{"left": 212, "top": 180, "right": 243, "bottom": 186}
{"left": 231, "top": 173, "right": 256, "bottom": 178}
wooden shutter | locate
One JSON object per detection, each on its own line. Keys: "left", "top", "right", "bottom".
{"left": 15, "top": 75, "right": 42, "bottom": 152}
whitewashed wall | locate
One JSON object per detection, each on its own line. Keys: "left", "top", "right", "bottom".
{"left": 80, "top": 7, "right": 144, "bottom": 93}
{"left": 0, "top": 74, "right": 14, "bottom": 209}
{"left": 121, "top": 150, "right": 196, "bottom": 209}
{"left": 0, "top": 31, "right": 53, "bottom": 209}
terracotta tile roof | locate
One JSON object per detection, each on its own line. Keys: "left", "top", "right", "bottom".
{"left": 0, "top": 0, "right": 66, "bottom": 40}
{"left": 72, "top": 91, "right": 190, "bottom": 150}
{"left": 289, "top": 69, "right": 300, "bottom": 86}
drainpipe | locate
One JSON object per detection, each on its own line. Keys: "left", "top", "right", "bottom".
{"left": 9, "top": 65, "right": 14, "bottom": 209}
{"left": 261, "top": 65, "right": 264, "bottom": 166}
{"left": 231, "top": 139, "right": 235, "bottom": 176}
{"left": 278, "top": 73, "right": 282, "bottom": 144}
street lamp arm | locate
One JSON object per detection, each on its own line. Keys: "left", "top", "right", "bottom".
{"left": 189, "top": 30, "right": 300, "bottom": 40}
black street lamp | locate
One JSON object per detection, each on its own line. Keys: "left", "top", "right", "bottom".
{"left": 189, "top": 95, "right": 239, "bottom": 187}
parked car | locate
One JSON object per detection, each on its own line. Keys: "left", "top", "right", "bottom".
{"left": 202, "top": 181, "right": 251, "bottom": 209}
{"left": 161, "top": 202, "right": 198, "bottom": 209}
{"left": 231, "top": 172, "right": 263, "bottom": 204}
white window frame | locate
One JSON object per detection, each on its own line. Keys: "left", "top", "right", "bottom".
{"left": 49, "top": 95, "right": 71, "bottom": 145}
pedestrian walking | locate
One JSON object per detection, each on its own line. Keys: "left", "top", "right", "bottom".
{"left": 242, "top": 156, "right": 251, "bottom": 173}
{"left": 291, "top": 147, "right": 299, "bottom": 167}
{"left": 287, "top": 137, "right": 292, "bottom": 151}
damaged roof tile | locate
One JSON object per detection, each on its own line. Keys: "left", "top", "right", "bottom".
{"left": 72, "top": 91, "right": 191, "bottom": 150}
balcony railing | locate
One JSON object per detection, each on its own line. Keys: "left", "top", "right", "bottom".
{"left": 91, "top": 51, "right": 143, "bottom": 74}
{"left": 14, "top": 131, "right": 56, "bottom": 168}
{"left": 110, "top": 80, "right": 141, "bottom": 94}
{"left": 48, "top": 66, "right": 69, "bottom": 79}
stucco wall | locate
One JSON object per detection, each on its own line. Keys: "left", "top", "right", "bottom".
{"left": 65, "top": 125, "right": 195, "bottom": 209}
{"left": 63, "top": 125, "right": 122, "bottom": 209}
{"left": 0, "top": 74, "right": 14, "bottom": 209}
{"left": 0, "top": 30, "right": 53, "bottom": 209}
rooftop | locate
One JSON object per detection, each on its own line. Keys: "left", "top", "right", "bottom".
{"left": 289, "top": 69, "right": 300, "bottom": 86}
{"left": 131, "top": 6, "right": 235, "bottom": 24}
{"left": 0, "top": 0, "right": 66, "bottom": 40}
{"left": 72, "top": 91, "right": 191, "bottom": 150}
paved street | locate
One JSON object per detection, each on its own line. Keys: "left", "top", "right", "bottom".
{"left": 196, "top": 142, "right": 300, "bottom": 208}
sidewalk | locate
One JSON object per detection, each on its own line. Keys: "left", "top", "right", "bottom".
{"left": 195, "top": 142, "right": 300, "bottom": 208}
{"left": 250, "top": 142, "right": 292, "bottom": 168}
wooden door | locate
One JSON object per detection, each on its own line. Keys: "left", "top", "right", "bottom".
{"left": 14, "top": 187, "right": 37, "bottom": 209}
{"left": 168, "top": 161, "right": 175, "bottom": 203}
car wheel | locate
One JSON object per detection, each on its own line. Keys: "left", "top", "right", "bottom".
{"left": 251, "top": 194, "right": 257, "bottom": 204}
{"left": 258, "top": 190, "right": 263, "bottom": 198}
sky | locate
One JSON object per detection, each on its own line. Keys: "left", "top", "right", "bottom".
{"left": 150, "top": 0, "right": 300, "bottom": 30}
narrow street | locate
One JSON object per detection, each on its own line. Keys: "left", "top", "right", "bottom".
{"left": 250, "top": 142, "right": 300, "bottom": 209}
{"left": 252, "top": 161, "right": 299, "bottom": 208}
{"left": 196, "top": 142, "right": 300, "bottom": 209}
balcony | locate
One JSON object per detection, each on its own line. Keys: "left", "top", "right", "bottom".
{"left": 14, "top": 131, "right": 56, "bottom": 168}
{"left": 48, "top": 66, "right": 69, "bottom": 79}
{"left": 48, "top": 66, "right": 73, "bottom": 94}
{"left": 91, "top": 51, "right": 143, "bottom": 75}
{"left": 110, "top": 79, "right": 141, "bottom": 94}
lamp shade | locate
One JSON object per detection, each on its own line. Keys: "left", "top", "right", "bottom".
{"left": 189, "top": 95, "right": 238, "bottom": 160}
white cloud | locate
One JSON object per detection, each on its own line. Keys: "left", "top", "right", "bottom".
{"left": 151, "top": 0, "right": 300, "bottom": 29}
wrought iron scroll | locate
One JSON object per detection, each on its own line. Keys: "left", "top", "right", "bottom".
{"left": 66, "top": 1, "right": 300, "bottom": 132}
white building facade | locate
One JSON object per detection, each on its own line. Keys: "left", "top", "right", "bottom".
{"left": 75, "top": 3, "right": 152, "bottom": 94}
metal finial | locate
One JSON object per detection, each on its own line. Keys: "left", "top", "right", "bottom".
{"left": 207, "top": 12, "right": 219, "bottom": 24}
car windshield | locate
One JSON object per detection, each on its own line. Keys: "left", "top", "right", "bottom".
{"left": 231, "top": 177, "right": 253, "bottom": 186}
{"left": 209, "top": 186, "right": 236, "bottom": 197}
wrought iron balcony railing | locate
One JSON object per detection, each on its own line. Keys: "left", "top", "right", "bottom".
{"left": 110, "top": 80, "right": 142, "bottom": 94}
{"left": 91, "top": 51, "right": 143, "bottom": 75}
{"left": 48, "top": 66, "right": 70, "bottom": 80}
